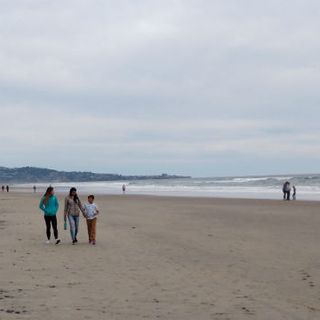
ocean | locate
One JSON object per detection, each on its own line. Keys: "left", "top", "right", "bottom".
{"left": 12, "top": 174, "right": 320, "bottom": 200}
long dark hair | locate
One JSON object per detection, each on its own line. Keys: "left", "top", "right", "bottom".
{"left": 69, "top": 187, "right": 79, "bottom": 203}
{"left": 43, "top": 186, "right": 54, "bottom": 205}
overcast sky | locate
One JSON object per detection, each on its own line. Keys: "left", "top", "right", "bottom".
{"left": 0, "top": 0, "right": 319, "bottom": 176}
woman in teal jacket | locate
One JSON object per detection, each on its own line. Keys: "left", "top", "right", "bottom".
{"left": 39, "top": 187, "right": 61, "bottom": 244}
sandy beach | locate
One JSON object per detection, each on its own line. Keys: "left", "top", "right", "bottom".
{"left": 0, "top": 192, "right": 320, "bottom": 320}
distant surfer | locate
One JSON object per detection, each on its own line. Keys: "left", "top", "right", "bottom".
{"left": 33, "top": 185, "right": 37, "bottom": 193}
{"left": 122, "top": 184, "right": 126, "bottom": 194}
{"left": 282, "top": 181, "right": 291, "bottom": 201}
{"left": 6, "top": 185, "right": 9, "bottom": 192}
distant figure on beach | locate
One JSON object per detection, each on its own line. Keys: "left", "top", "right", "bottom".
{"left": 39, "top": 187, "right": 61, "bottom": 245}
{"left": 1, "top": 185, "right": 4, "bottom": 192}
{"left": 282, "top": 181, "right": 291, "bottom": 201}
{"left": 6, "top": 185, "right": 9, "bottom": 192}
{"left": 81, "top": 195, "right": 100, "bottom": 245}
{"left": 64, "top": 187, "right": 82, "bottom": 245}
{"left": 33, "top": 185, "right": 37, "bottom": 193}
{"left": 292, "top": 185, "right": 296, "bottom": 200}
{"left": 122, "top": 184, "right": 126, "bottom": 194}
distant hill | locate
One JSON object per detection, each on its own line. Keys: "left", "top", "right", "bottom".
{"left": 0, "top": 167, "right": 190, "bottom": 183}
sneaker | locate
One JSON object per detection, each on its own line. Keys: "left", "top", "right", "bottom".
{"left": 55, "top": 239, "right": 61, "bottom": 245}
{"left": 92, "top": 240, "right": 96, "bottom": 245}
{"left": 45, "top": 240, "right": 50, "bottom": 244}
{"left": 72, "top": 240, "right": 76, "bottom": 245}
{"left": 74, "top": 237, "right": 78, "bottom": 243}
{"left": 89, "top": 240, "right": 92, "bottom": 244}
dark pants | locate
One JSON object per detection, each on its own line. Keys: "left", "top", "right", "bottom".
{"left": 283, "top": 191, "right": 291, "bottom": 200}
{"left": 44, "top": 215, "right": 58, "bottom": 240}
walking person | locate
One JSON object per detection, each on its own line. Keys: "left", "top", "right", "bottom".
{"left": 122, "top": 184, "right": 126, "bottom": 194}
{"left": 39, "top": 187, "right": 61, "bottom": 244}
{"left": 6, "top": 185, "right": 9, "bottom": 192}
{"left": 64, "top": 187, "right": 82, "bottom": 245}
{"left": 82, "top": 195, "right": 100, "bottom": 245}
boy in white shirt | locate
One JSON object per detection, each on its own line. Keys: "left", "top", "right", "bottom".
{"left": 83, "top": 195, "right": 99, "bottom": 245}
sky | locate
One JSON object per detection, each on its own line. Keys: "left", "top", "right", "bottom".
{"left": 0, "top": 0, "right": 320, "bottom": 177}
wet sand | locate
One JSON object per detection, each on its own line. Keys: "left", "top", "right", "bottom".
{"left": 0, "top": 192, "right": 320, "bottom": 319}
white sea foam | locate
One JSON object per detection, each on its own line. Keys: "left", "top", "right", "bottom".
{"left": 12, "top": 174, "right": 320, "bottom": 200}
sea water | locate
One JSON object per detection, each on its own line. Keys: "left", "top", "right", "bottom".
{"left": 12, "top": 174, "right": 320, "bottom": 200}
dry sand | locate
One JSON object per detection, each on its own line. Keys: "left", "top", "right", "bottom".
{"left": 0, "top": 192, "right": 320, "bottom": 320}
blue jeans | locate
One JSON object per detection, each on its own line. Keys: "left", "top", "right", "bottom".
{"left": 68, "top": 215, "right": 79, "bottom": 241}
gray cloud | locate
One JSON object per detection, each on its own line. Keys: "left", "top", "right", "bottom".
{"left": 0, "top": 0, "right": 319, "bottom": 175}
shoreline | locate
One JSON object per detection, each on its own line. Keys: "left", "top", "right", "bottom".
{"left": 3, "top": 187, "right": 320, "bottom": 202}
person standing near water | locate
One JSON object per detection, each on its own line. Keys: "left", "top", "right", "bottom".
{"left": 122, "top": 184, "right": 126, "bottom": 194}
{"left": 64, "top": 187, "right": 82, "bottom": 245}
{"left": 292, "top": 185, "right": 296, "bottom": 200}
{"left": 282, "top": 181, "right": 291, "bottom": 201}
{"left": 39, "top": 187, "right": 61, "bottom": 244}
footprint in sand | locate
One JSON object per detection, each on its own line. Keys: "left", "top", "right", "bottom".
{"left": 212, "top": 312, "right": 231, "bottom": 320}
{"left": 241, "top": 306, "right": 254, "bottom": 315}
{"left": 300, "top": 270, "right": 315, "bottom": 288}
{"left": 0, "top": 307, "right": 28, "bottom": 315}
